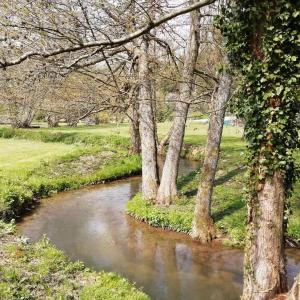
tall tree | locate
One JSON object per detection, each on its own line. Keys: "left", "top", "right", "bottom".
{"left": 219, "top": 1, "right": 299, "bottom": 299}
{"left": 139, "top": 37, "right": 159, "bottom": 200}
{"left": 156, "top": 1, "right": 201, "bottom": 205}
{"left": 191, "top": 60, "right": 232, "bottom": 242}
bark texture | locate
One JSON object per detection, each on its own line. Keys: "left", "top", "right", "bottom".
{"left": 156, "top": 3, "right": 200, "bottom": 205}
{"left": 157, "top": 125, "right": 173, "bottom": 155}
{"left": 129, "top": 105, "right": 141, "bottom": 154}
{"left": 138, "top": 38, "right": 159, "bottom": 200}
{"left": 9, "top": 103, "right": 35, "bottom": 128}
{"left": 191, "top": 68, "right": 232, "bottom": 243}
{"left": 287, "top": 273, "right": 300, "bottom": 300}
{"left": 46, "top": 114, "right": 60, "bottom": 128}
{"left": 242, "top": 171, "right": 288, "bottom": 300}
{"left": 129, "top": 89, "right": 141, "bottom": 154}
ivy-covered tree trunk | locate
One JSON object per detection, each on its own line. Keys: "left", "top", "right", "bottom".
{"left": 139, "top": 37, "right": 159, "bottom": 200}
{"left": 219, "top": 1, "right": 299, "bottom": 299}
{"left": 156, "top": 3, "right": 200, "bottom": 205}
{"left": 191, "top": 68, "right": 232, "bottom": 243}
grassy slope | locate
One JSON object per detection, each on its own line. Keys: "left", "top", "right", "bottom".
{"left": 0, "top": 127, "right": 141, "bottom": 219}
{"left": 0, "top": 221, "right": 148, "bottom": 300}
{"left": 126, "top": 121, "right": 300, "bottom": 247}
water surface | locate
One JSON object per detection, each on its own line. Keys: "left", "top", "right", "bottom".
{"left": 18, "top": 159, "right": 300, "bottom": 300}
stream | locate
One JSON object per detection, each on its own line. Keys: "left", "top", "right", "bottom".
{"left": 18, "top": 159, "right": 300, "bottom": 300}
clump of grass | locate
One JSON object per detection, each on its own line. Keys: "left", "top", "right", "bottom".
{"left": 0, "top": 221, "right": 149, "bottom": 300}
{"left": 127, "top": 194, "right": 193, "bottom": 233}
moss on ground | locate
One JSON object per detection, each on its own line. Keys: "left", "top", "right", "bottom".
{"left": 127, "top": 135, "right": 300, "bottom": 247}
{"left": 0, "top": 221, "right": 149, "bottom": 300}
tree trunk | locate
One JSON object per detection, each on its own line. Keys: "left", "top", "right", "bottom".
{"left": 46, "top": 114, "right": 60, "bottom": 128}
{"left": 9, "top": 102, "right": 35, "bottom": 128}
{"left": 129, "top": 96, "right": 141, "bottom": 154}
{"left": 242, "top": 171, "right": 288, "bottom": 300}
{"left": 138, "top": 37, "right": 159, "bottom": 201}
{"left": 191, "top": 68, "right": 232, "bottom": 242}
{"left": 241, "top": 9, "right": 288, "bottom": 299}
{"left": 157, "top": 125, "right": 173, "bottom": 155}
{"left": 156, "top": 3, "right": 200, "bottom": 205}
{"left": 287, "top": 272, "right": 300, "bottom": 300}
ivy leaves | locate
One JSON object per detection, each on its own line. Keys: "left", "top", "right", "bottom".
{"left": 217, "top": 0, "right": 300, "bottom": 193}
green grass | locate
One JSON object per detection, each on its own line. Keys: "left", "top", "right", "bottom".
{"left": 127, "top": 128, "right": 300, "bottom": 247}
{"left": 2, "top": 120, "right": 242, "bottom": 139}
{"left": 0, "top": 127, "right": 147, "bottom": 299}
{"left": 0, "top": 127, "right": 141, "bottom": 219}
{"left": 0, "top": 221, "right": 149, "bottom": 300}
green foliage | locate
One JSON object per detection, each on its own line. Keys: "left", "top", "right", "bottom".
{"left": 0, "top": 226, "right": 148, "bottom": 300}
{"left": 217, "top": 1, "right": 300, "bottom": 196}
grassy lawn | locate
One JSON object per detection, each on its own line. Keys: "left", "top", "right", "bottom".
{"left": 11, "top": 120, "right": 243, "bottom": 139}
{"left": 0, "top": 127, "right": 141, "bottom": 219}
{"left": 0, "top": 221, "right": 148, "bottom": 300}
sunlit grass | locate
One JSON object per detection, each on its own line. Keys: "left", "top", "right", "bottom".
{"left": 0, "top": 139, "right": 77, "bottom": 174}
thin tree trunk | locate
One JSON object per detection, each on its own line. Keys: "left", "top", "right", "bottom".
{"left": 157, "top": 125, "right": 173, "bottom": 155}
{"left": 287, "top": 272, "right": 300, "bottom": 300}
{"left": 139, "top": 37, "right": 159, "bottom": 200}
{"left": 191, "top": 68, "right": 232, "bottom": 242}
{"left": 156, "top": 3, "right": 200, "bottom": 205}
{"left": 129, "top": 95, "right": 141, "bottom": 154}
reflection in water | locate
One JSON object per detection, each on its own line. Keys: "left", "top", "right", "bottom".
{"left": 18, "top": 160, "right": 300, "bottom": 300}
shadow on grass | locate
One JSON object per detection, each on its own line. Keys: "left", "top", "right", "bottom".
{"left": 212, "top": 198, "right": 244, "bottom": 222}
{"left": 215, "top": 166, "right": 245, "bottom": 186}
{"left": 177, "top": 169, "right": 199, "bottom": 190}
{"left": 178, "top": 166, "right": 245, "bottom": 197}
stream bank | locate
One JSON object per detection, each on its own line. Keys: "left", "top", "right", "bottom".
{"left": 18, "top": 163, "right": 300, "bottom": 300}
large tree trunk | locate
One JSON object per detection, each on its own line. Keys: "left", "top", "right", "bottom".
{"left": 156, "top": 3, "right": 200, "bottom": 205}
{"left": 191, "top": 68, "right": 232, "bottom": 242}
{"left": 242, "top": 171, "right": 288, "bottom": 299}
{"left": 9, "top": 101, "right": 35, "bottom": 128}
{"left": 138, "top": 37, "right": 159, "bottom": 201}
{"left": 241, "top": 9, "right": 289, "bottom": 299}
